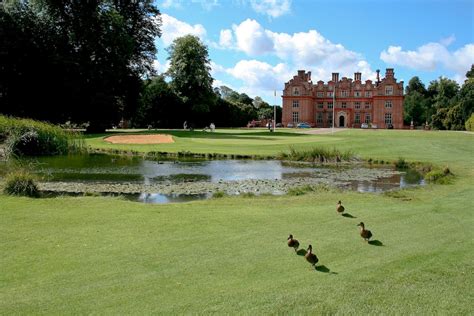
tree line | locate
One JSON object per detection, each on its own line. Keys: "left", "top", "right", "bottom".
{"left": 404, "top": 66, "right": 474, "bottom": 130}
{"left": 0, "top": 2, "right": 278, "bottom": 131}
{"left": 134, "top": 35, "right": 281, "bottom": 129}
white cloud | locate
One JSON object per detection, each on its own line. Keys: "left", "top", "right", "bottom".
{"left": 232, "top": 19, "right": 273, "bottom": 55}
{"left": 161, "top": 14, "right": 207, "bottom": 46}
{"left": 380, "top": 40, "right": 474, "bottom": 79}
{"left": 221, "top": 19, "right": 376, "bottom": 81}
{"left": 250, "top": 0, "right": 291, "bottom": 18}
{"left": 226, "top": 59, "right": 292, "bottom": 93}
{"left": 161, "top": 0, "right": 182, "bottom": 9}
{"left": 219, "top": 29, "right": 233, "bottom": 48}
{"left": 192, "top": 0, "right": 219, "bottom": 10}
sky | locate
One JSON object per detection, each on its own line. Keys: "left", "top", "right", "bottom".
{"left": 153, "top": 0, "right": 474, "bottom": 105}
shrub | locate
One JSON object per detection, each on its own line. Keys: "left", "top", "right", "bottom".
{"left": 0, "top": 115, "right": 83, "bottom": 157}
{"left": 212, "top": 191, "right": 226, "bottom": 198}
{"left": 278, "top": 146, "right": 355, "bottom": 163}
{"left": 394, "top": 157, "right": 409, "bottom": 169}
{"left": 3, "top": 170, "right": 40, "bottom": 197}
{"left": 425, "top": 168, "right": 454, "bottom": 184}
{"left": 465, "top": 113, "right": 474, "bottom": 131}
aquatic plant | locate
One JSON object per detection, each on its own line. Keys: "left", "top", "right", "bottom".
{"left": 278, "top": 146, "right": 355, "bottom": 163}
{"left": 3, "top": 170, "right": 40, "bottom": 197}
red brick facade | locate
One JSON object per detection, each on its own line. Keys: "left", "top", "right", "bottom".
{"left": 282, "top": 69, "right": 404, "bottom": 129}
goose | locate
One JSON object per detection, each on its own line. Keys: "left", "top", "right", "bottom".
{"left": 287, "top": 234, "right": 299, "bottom": 252}
{"left": 336, "top": 200, "right": 345, "bottom": 214}
{"left": 305, "top": 244, "right": 319, "bottom": 266}
{"left": 357, "top": 222, "right": 373, "bottom": 242}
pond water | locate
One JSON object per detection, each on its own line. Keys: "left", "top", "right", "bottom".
{"left": 2, "top": 154, "right": 424, "bottom": 203}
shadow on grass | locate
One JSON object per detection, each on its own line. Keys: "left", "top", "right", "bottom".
{"left": 342, "top": 212, "right": 356, "bottom": 218}
{"left": 315, "top": 265, "right": 338, "bottom": 274}
{"left": 296, "top": 249, "right": 307, "bottom": 256}
{"left": 368, "top": 240, "right": 384, "bottom": 246}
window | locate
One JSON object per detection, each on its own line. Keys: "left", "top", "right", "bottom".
{"left": 341, "top": 102, "right": 347, "bottom": 109}
{"left": 341, "top": 90, "right": 348, "bottom": 97}
{"left": 317, "top": 102, "right": 323, "bottom": 109}
{"left": 327, "top": 91, "right": 333, "bottom": 97}
{"left": 385, "top": 100, "right": 392, "bottom": 108}
{"left": 365, "top": 91, "right": 372, "bottom": 97}
{"left": 355, "top": 112, "right": 361, "bottom": 124}
{"left": 354, "top": 91, "right": 361, "bottom": 97}
{"left": 328, "top": 85, "right": 333, "bottom": 91}
{"left": 355, "top": 102, "right": 361, "bottom": 109}
{"left": 292, "top": 100, "right": 299, "bottom": 108}
{"left": 365, "top": 102, "right": 371, "bottom": 109}
{"left": 328, "top": 113, "right": 333, "bottom": 125}
{"left": 292, "top": 112, "right": 299, "bottom": 123}
{"left": 385, "top": 85, "right": 393, "bottom": 96}
{"left": 327, "top": 102, "right": 333, "bottom": 109}
{"left": 385, "top": 113, "right": 392, "bottom": 124}
{"left": 365, "top": 114, "right": 371, "bottom": 124}
{"left": 293, "top": 87, "right": 300, "bottom": 96}
{"left": 316, "top": 112, "right": 323, "bottom": 124}
{"left": 317, "top": 92, "right": 324, "bottom": 98}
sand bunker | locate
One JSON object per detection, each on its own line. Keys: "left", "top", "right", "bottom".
{"left": 104, "top": 134, "right": 174, "bottom": 144}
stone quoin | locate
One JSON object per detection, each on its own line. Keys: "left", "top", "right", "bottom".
{"left": 282, "top": 68, "right": 404, "bottom": 129}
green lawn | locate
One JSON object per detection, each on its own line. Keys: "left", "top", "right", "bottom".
{"left": 1, "top": 129, "right": 473, "bottom": 314}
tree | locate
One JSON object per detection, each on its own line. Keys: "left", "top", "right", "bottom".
{"left": 0, "top": 0, "right": 161, "bottom": 132}
{"left": 167, "top": 35, "right": 215, "bottom": 125}
{"left": 405, "top": 76, "right": 427, "bottom": 95}
{"left": 403, "top": 91, "right": 431, "bottom": 125}
{"left": 134, "top": 76, "right": 182, "bottom": 128}
{"left": 466, "top": 64, "right": 474, "bottom": 79}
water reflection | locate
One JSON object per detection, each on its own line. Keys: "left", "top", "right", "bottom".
{"left": 5, "top": 154, "right": 426, "bottom": 204}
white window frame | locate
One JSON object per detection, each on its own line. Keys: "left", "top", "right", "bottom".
{"left": 385, "top": 113, "right": 392, "bottom": 124}
{"left": 365, "top": 91, "right": 372, "bottom": 97}
{"left": 385, "top": 85, "right": 393, "bottom": 96}
{"left": 327, "top": 102, "right": 333, "bottom": 109}
{"left": 385, "top": 100, "right": 392, "bottom": 108}
{"left": 292, "top": 112, "right": 299, "bottom": 123}
{"left": 355, "top": 91, "right": 361, "bottom": 97}
{"left": 317, "top": 92, "right": 324, "bottom": 97}
{"left": 292, "top": 100, "right": 299, "bottom": 108}
{"left": 293, "top": 87, "right": 300, "bottom": 96}
{"left": 355, "top": 102, "right": 361, "bottom": 109}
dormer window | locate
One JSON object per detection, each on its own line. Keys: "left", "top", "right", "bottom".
{"left": 385, "top": 85, "right": 393, "bottom": 96}
{"left": 293, "top": 87, "right": 300, "bottom": 96}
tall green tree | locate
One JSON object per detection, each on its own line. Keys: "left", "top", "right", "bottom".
{"left": 167, "top": 35, "right": 215, "bottom": 125}
{"left": 134, "top": 76, "right": 182, "bottom": 128}
{"left": 0, "top": 0, "right": 161, "bottom": 132}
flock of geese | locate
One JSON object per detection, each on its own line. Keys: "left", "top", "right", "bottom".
{"left": 287, "top": 200, "right": 373, "bottom": 268}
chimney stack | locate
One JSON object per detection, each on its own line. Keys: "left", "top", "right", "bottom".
{"left": 307, "top": 71, "right": 311, "bottom": 81}
{"left": 354, "top": 72, "right": 361, "bottom": 81}
{"left": 332, "top": 72, "right": 339, "bottom": 82}
{"left": 385, "top": 68, "right": 394, "bottom": 78}
{"left": 376, "top": 69, "right": 380, "bottom": 84}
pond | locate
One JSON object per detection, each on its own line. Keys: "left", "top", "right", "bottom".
{"left": 2, "top": 154, "right": 424, "bottom": 203}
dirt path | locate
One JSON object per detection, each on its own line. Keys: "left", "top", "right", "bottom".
{"left": 104, "top": 134, "right": 174, "bottom": 144}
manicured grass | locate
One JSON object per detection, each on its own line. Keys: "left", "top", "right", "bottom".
{"left": 1, "top": 129, "right": 473, "bottom": 313}
{"left": 86, "top": 129, "right": 473, "bottom": 167}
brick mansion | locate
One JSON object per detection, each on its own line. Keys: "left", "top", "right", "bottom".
{"left": 282, "top": 68, "right": 404, "bottom": 129}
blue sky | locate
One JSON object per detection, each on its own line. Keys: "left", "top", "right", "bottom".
{"left": 154, "top": 0, "right": 474, "bottom": 105}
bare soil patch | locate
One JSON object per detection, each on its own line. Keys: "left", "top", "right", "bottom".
{"left": 104, "top": 134, "right": 174, "bottom": 144}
